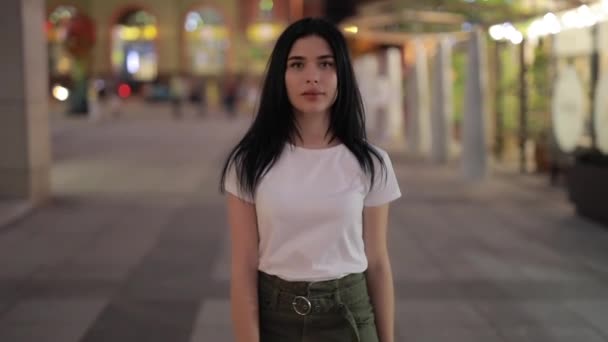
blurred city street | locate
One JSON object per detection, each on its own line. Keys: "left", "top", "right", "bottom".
{"left": 1, "top": 0, "right": 608, "bottom": 341}
{"left": 0, "top": 106, "right": 607, "bottom": 342}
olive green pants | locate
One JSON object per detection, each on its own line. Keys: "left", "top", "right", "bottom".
{"left": 258, "top": 271, "right": 379, "bottom": 342}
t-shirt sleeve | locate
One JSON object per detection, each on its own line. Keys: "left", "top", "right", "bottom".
{"left": 364, "top": 149, "right": 402, "bottom": 207}
{"left": 224, "top": 163, "right": 255, "bottom": 203}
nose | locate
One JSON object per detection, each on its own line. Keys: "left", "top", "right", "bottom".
{"left": 304, "top": 66, "right": 320, "bottom": 84}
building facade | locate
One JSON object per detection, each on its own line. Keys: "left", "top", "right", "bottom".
{"left": 45, "top": 0, "right": 325, "bottom": 83}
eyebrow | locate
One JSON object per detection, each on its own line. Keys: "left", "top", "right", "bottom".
{"left": 287, "top": 54, "right": 335, "bottom": 61}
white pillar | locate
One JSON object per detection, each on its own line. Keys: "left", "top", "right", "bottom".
{"left": 354, "top": 54, "right": 379, "bottom": 136}
{"left": 430, "top": 37, "right": 453, "bottom": 164}
{"left": 385, "top": 48, "right": 405, "bottom": 148}
{"left": 462, "top": 28, "right": 489, "bottom": 181}
{"left": 407, "top": 39, "right": 431, "bottom": 156}
{"left": 0, "top": 0, "right": 51, "bottom": 203}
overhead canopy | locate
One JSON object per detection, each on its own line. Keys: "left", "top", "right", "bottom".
{"left": 342, "top": 0, "right": 595, "bottom": 43}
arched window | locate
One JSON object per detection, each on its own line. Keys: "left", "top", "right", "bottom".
{"left": 184, "top": 7, "right": 229, "bottom": 75}
{"left": 111, "top": 9, "right": 158, "bottom": 81}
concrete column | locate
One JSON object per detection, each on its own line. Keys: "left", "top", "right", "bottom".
{"left": 158, "top": 3, "right": 180, "bottom": 74}
{"left": 0, "top": 0, "right": 51, "bottom": 203}
{"left": 385, "top": 47, "right": 405, "bottom": 148}
{"left": 462, "top": 28, "right": 489, "bottom": 181}
{"left": 289, "top": 0, "right": 304, "bottom": 21}
{"left": 92, "top": 21, "right": 111, "bottom": 76}
{"left": 430, "top": 37, "right": 453, "bottom": 164}
{"left": 405, "top": 65, "right": 416, "bottom": 150}
{"left": 407, "top": 39, "right": 431, "bottom": 156}
{"left": 354, "top": 54, "right": 379, "bottom": 137}
{"left": 370, "top": 49, "right": 391, "bottom": 145}
{"left": 303, "top": 0, "right": 325, "bottom": 17}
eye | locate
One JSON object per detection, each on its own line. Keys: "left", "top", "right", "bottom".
{"left": 320, "top": 61, "right": 335, "bottom": 69}
{"left": 289, "top": 62, "right": 304, "bottom": 69}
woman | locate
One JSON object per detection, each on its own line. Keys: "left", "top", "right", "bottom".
{"left": 219, "top": 17, "right": 401, "bottom": 342}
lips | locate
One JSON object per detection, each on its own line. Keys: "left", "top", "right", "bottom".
{"left": 301, "top": 91, "right": 324, "bottom": 96}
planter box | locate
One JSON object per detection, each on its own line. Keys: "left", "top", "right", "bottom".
{"left": 567, "top": 162, "right": 608, "bottom": 226}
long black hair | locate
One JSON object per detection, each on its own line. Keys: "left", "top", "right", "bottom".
{"left": 219, "top": 17, "right": 386, "bottom": 198}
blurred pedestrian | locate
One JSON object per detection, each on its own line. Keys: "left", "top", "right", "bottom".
{"left": 243, "top": 76, "right": 260, "bottom": 114}
{"left": 223, "top": 75, "right": 238, "bottom": 118}
{"left": 170, "top": 72, "right": 187, "bottom": 120}
{"left": 107, "top": 78, "right": 122, "bottom": 119}
{"left": 191, "top": 77, "right": 207, "bottom": 117}
{"left": 87, "top": 79, "right": 101, "bottom": 122}
{"left": 219, "top": 18, "right": 401, "bottom": 342}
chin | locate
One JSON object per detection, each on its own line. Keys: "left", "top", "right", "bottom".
{"left": 295, "top": 105, "right": 331, "bottom": 116}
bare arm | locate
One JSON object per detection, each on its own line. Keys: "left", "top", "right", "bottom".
{"left": 227, "top": 193, "right": 260, "bottom": 342}
{"left": 363, "top": 204, "right": 395, "bottom": 342}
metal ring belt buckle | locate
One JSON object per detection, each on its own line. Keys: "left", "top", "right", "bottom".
{"left": 292, "top": 296, "right": 312, "bottom": 316}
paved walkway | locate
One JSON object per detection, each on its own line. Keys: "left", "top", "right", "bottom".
{"left": 1, "top": 111, "right": 608, "bottom": 342}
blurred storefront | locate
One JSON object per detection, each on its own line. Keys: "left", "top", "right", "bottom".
{"left": 488, "top": 1, "right": 608, "bottom": 168}
{"left": 44, "top": 0, "right": 324, "bottom": 94}
{"left": 488, "top": 1, "right": 608, "bottom": 225}
{"left": 345, "top": 0, "right": 607, "bottom": 168}
{"left": 345, "top": 0, "right": 608, "bottom": 224}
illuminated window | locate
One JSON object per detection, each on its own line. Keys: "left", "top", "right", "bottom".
{"left": 184, "top": 8, "right": 229, "bottom": 75}
{"left": 111, "top": 9, "right": 158, "bottom": 81}
{"left": 245, "top": 0, "right": 283, "bottom": 74}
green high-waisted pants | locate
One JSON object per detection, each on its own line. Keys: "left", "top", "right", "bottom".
{"left": 258, "top": 271, "right": 379, "bottom": 342}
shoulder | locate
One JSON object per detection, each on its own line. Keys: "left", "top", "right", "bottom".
{"left": 366, "top": 143, "right": 391, "bottom": 162}
{"left": 357, "top": 140, "right": 387, "bottom": 153}
{"left": 368, "top": 143, "right": 388, "bottom": 155}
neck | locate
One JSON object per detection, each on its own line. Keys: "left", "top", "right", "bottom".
{"left": 293, "top": 111, "right": 336, "bottom": 148}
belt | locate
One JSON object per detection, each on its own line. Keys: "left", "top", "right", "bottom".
{"left": 258, "top": 271, "right": 367, "bottom": 317}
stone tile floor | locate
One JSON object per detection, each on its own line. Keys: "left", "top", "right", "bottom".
{"left": 0, "top": 113, "right": 607, "bottom": 342}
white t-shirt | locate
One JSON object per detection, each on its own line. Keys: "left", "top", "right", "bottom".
{"left": 225, "top": 143, "right": 401, "bottom": 281}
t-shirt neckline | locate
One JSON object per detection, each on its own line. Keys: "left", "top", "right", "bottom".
{"left": 287, "top": 142, "right": 345, "bottom": 152}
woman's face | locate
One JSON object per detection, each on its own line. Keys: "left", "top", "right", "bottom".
{"left": 285, "top": 35, "right": 338, "bottom": 117}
